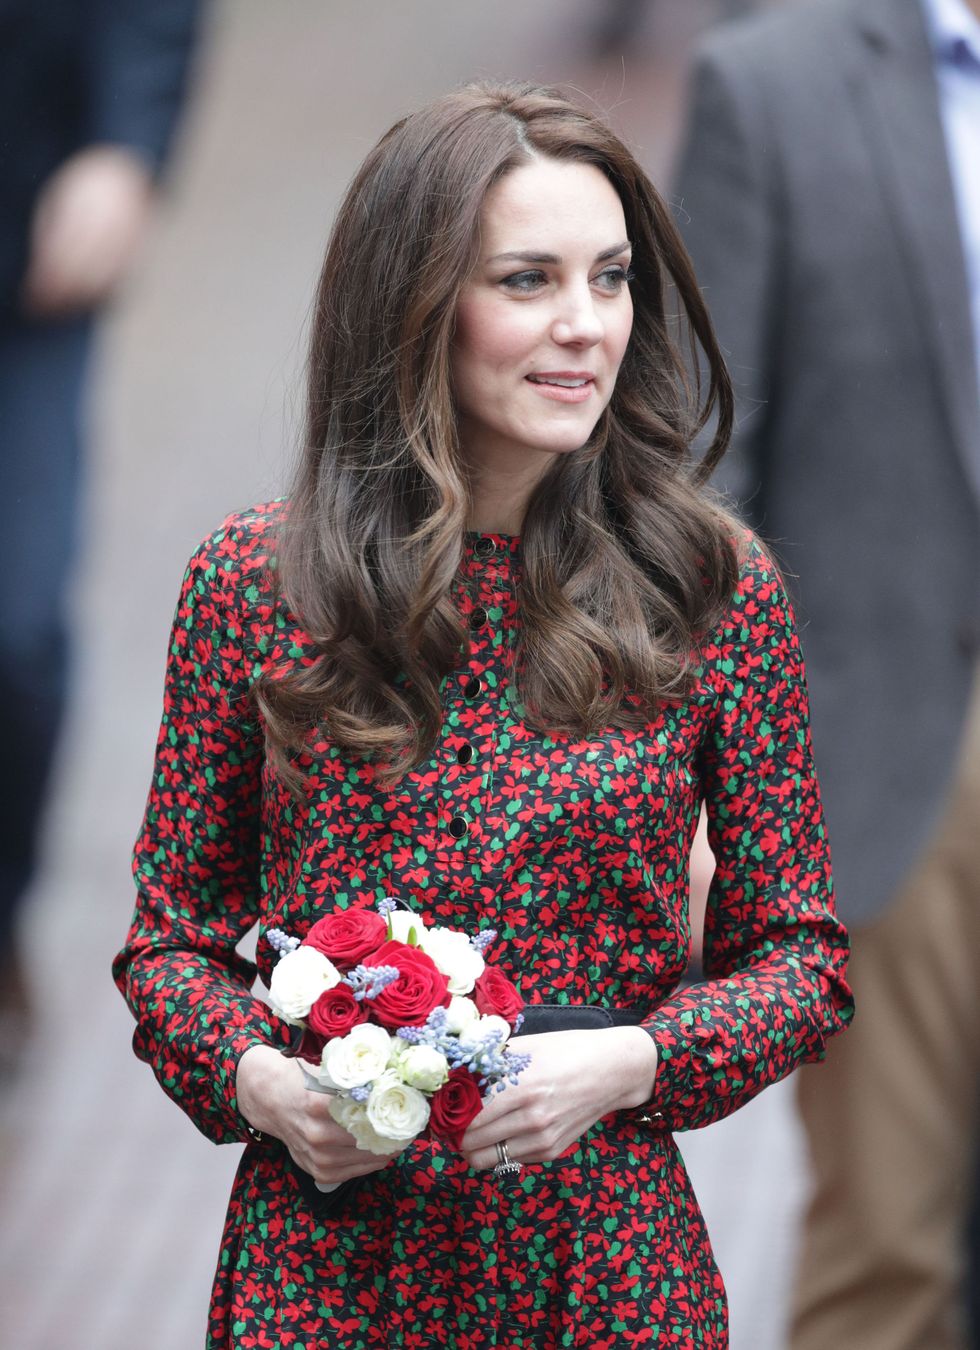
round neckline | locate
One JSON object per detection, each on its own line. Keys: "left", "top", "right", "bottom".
{"left": 463, "top": 533, "right": 522, "bottom": 562}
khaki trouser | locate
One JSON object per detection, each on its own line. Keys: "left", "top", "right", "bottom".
{"left": 790, "top": 671, "right": 980, "bottom": 1350}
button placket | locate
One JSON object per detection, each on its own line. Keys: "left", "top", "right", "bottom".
{"left": 447, "top": 663, "right": 488, "bottom": 843}
{"left": 442, "top": 658, "right": 487, "bottom": 843}
{"left": 443, "top": 535, "right": 516, "bottom": 848}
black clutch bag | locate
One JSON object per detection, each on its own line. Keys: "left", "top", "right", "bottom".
{"left": 514, "top": 1003, "right": 646, "bottom": 1034}
{"left": 290, "top": 1156, "right": 362, "bottom": 1217}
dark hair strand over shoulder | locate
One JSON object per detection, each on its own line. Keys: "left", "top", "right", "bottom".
{"left": 255, "top": 80, "right": 740, "bottom": 790}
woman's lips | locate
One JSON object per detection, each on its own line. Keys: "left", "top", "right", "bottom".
{"left": 525, "top": 374, "right": 596, "bottom": 404}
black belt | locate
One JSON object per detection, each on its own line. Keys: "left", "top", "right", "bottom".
{"left": 514, "top": 1004, "right": 647, "bottom": 1034}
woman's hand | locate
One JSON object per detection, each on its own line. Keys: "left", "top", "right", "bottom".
{"left": 236, "top": 1044, "right": 402, "bottom": 1186}
{"left": 458, "top": 1027, "right": 658, "bottom": 1171}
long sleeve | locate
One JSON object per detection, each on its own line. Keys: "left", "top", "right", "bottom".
{"left": 85, "top": 0, "right": 203, "bottom": 172}
{"left": 112, "top": 514, "right": 292, "bottom": 1144}
{"left": 643, "top": 539, "right": 853, "bottom": 1130}
{"left": 673, "top": 43, "right": 783, "bottom": 526}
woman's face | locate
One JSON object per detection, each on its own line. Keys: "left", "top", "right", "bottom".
{"left": 451, "top": 156, "right": 634, "bottom": 482}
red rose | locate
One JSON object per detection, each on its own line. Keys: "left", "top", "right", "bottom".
{"left": 363, "top": 939, "right": 451, "bottom": 1030}
{"left": 304, "top": 907, "right": 388, "bottom": 969}
{"left": 308, "top": 984, "right": 369, "bottom": 1040}
{"left": 428, "top": 1066, "right": 485, "bottom": 1152}
{"left": 473, "top": 967, "right": 524, "bottom": 1025}
{"left": 292, "top": 1026, "right": 327, "bottom": 1065}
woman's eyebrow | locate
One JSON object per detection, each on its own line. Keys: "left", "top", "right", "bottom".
{"left": 485, "top": 241, "right": 632, "bottom": 265}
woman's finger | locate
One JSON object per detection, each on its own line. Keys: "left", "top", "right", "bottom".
{"left": 290, "top": 1140, "right": 392, "bottom": 1184}
{"left": 461, "top": 1133, "right": 554, "bottom": 1173}
{"left": 307, "top": 1155, "right": 392, "bottom": 1186}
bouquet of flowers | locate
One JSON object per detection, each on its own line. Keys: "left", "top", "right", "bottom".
{"left": 266, "top": 898, "right": 530, "bottom": 1172}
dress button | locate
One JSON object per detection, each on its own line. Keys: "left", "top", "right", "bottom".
{"left": 462, "top": 675, "right": 483, "bottom": 700}
{"left": 473, "top": 537, "right": 497, "bottom": 558}
{"left": 469, "top": 605, "right": 489, "bottom": 630}
{"left": 457, "top": 742, "right": 475, "bottom": 766}
{"left": 448, "top": 814, "right": 469, "bottom": 839}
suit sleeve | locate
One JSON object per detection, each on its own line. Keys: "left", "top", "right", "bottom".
{"left": 673, "top": 45, "right": 783, "bottom": 525}
{"left": 112, "top": 519, "right": 292, "bottom": 1144}
{"left": 84, "top": 0, "right": 203, "bottom": 171}
{"left": 642, "top": 540, "right": 853, "bottom": 1129}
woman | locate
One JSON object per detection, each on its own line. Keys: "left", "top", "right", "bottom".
{"left": 114, "top": 81, "right": 852, "bottom": 1348}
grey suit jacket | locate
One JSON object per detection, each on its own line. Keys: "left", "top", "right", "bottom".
{"left": 675, "top": 0, "right": 980, "bottom": 925}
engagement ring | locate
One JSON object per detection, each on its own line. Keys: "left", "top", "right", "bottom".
{"left": 493, "top": 1139, "right": 523, "bottom": 1180}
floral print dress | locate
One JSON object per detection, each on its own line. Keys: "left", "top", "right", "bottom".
{"left": 113, "top": 502, "right": 853, "bottom": 1349}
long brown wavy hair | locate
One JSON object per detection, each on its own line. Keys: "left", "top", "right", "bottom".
{"left": 256, "top": 81, "right": 739, "bottom": 788}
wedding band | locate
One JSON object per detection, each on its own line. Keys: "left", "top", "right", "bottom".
{"left": 493, "top": 1139, "right": 523, "bottom": 1180}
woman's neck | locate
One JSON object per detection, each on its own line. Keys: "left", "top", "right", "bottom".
{"left": 465, "top": 486, "right": 528, "bottom": 537}
{"left": 463, "top": 446, "right": 555, "bottom": 536}
{"left": 467, "top": 507, "right": 524, "bottom": 535}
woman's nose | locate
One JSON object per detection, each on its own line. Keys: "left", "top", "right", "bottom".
{"left": 551, "top": 285, "right": 603, "bottom": 347}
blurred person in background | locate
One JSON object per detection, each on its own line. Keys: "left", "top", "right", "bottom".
{"left": 0, "top": 0, "right": 201, "bottom": 1067}
{"left": 588, "top": 0, "right": 766, "bottom": 62}
{"left": 113, "top": 81, "right": 852, "bottom": 1347}
{"left": 674, "top": 0, "right": 980, "bottom": 1345}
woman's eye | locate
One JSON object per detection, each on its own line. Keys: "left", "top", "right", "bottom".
{"left": 594, "top": 265, "right": 635, "bottom": 293}
{"left": 499, "top": 269, "right": 548, "bottom": 293}
{"left": 496, "top": 265, "right": 634, "bottom": 295}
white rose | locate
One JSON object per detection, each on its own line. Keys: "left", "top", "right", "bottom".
{"left": 421, "top": 926, "right": 485, "bottom": 995}
{"left": 327, "top": 1095, "right": 366, "bottom": 1134}
{"left": 444, "top": 995, "right": 480, "bottom": 1036}
{"left": 323, "top": 1023, "right": 395, "bottom": 1089}
{"left": 366, "top": 1070, "right": 431, "bottom": 1143}
{"left": 325, "top": 1081, "right": 418, "bottom": 1154}
{"left": 398, "top": 1044, "right": 450, "bottom": 1092}
{"left": 268, "top": 945, "right": 342, "bottom": 1023}
{"left": 459, "top": 1014, "right": 512, "bottom": 1049}
{"left": 324, "top": 1096, "right": 399, "bottom": 1156}
{"left": 387, "top": 908, "right": 427, "bottom": 946}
